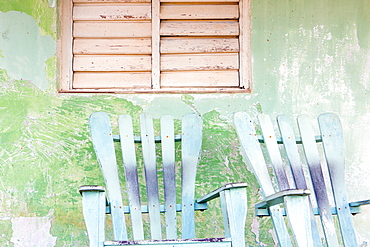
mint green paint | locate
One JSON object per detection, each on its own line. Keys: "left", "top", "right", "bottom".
{"left": 251, "top": 0, "right": 370, "bottom": 117}
{"left": 0, "top": 0, "right": 56, "bottom": 38}
{"left": 143, "top": 96, "right": 196, "bottom": 119}
{"left": 0, "top": 11, "right": 55, "bottom": 91}
{"left": 0, "top": 0, "right": 369, "bottom": 246}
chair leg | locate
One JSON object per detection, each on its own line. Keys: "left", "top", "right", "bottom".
{"left": 81, "top": 190, "right": 106, "bottom": 247}
{"left": 284, "top": 195, "right": 315, "bottom": 247}
{"left": 220, "top": 187, "right": 247, "bottom": 247}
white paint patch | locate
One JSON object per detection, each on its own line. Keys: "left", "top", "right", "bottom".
{"left": 361, "top": 50, "right": 370, "bottom": 90}
{"left": 251, "top": 217, "right": 260, "bottom": 243}
{"left": 11, "top": 217, "right": 57, "bottom": 247}
{"left": 48, "top": 0, "right": 56, "bottom": 7}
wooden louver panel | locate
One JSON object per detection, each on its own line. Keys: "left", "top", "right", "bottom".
{"left": 68, "top": 0, "right": 249, "bottom": 90}
{"left": 72, "top": 1, "right": 152, "bottom": 89}
{"left": 159, "top": 2, "right": 240, "bottom": 88}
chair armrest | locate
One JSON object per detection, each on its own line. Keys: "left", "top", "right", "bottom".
{"left": 348, "top": 199, "right": 370, "bottom": 215}
{"left": 79, "top": 185, "right": 106, "bottom": 245}
{"left": 79, "top": 185, "right": 105, "bottom": 194}
{"left": 255, "top": 189, "right": 311, "bottom": 210}
{"left": 197, "top": 182, "right": 247, "bottom": 242}
{"left": 349, "top": 199, "right": 370, "bottom": 207}
{"left": 79, "top": 185, "right": 111, "bottom": 214}
{"left": 196, "top": 182, "right": 248, "bottom": 203}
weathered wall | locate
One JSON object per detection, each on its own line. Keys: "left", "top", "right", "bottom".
{"left": 0, "top": 0, "right": 369, "bottom": 246}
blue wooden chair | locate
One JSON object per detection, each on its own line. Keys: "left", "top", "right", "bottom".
{"left": 80, "top": 112, "right": 248, "bottom": 247}
{"left": 234, "top": 112, "right": 370, "bottom": 247}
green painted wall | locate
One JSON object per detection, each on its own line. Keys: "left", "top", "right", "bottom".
{"left": 0, "top": 0, "right": 369, "bottom": 246}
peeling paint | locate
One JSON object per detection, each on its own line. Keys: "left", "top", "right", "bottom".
{"left": 11, "top": 217, "right": 56, "bottom": 246}
{"left": 0, "top": 11, "right": 55, "bottom": 91}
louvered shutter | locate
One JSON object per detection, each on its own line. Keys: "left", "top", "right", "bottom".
{"left": 59, "top": 0, "right": 250, "bottom": 92}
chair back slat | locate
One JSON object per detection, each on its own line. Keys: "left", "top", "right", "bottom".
{"left": 160, "top": 115, "right": 177, "bottom": 239}
{"left": 258, "top": 114, "right": 291, "bottom": 190}
{"left": 140, "top": 113, "right": 162, "bottom": 240}
{"left": 258, "top": 114, "right": 317, "bottom": 246}
{"left": 89, "top": 112, "right": 128, "bottom": 240}
{"left": 119, "top": 114, "right": 144, "bottom": 240}
{"left": 88, "top": 112, "right": 207, "bottom": 243}
{"left": 277, "top": 115, "right": 323, "bottom": 246}
{"left": 235, "top": 111, "right": 360, "bottom": 246}
{"left": 277, "top": 115, "right": 307, "bottom": 190}
{"left": 298, "top": 115, "right": 340, "bottom": 246}
{"left": 233, "top": 112, "right": 293, "bottom": 247}
{"left": 318, "top": 113, "right": 357, "bottom": 246}
{"left": 181, "top": 113, "right": 202, "bottom": 239}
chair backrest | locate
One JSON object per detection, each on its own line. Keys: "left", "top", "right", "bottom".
{"left": 234, "top": 112, "right": 358, "bottom": 247}
{"left": 89, "top": 112, "right": 203, "bottom": 241}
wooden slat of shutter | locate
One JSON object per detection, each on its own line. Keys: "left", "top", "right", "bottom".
{"left": 74, "top": 0, "right": 150, "bottom": 2}
{"left": 161, "top": 38, "right": 239, "bottom": 54}
{"left": 161, "top": 71, "right": 239, "bottom": 87}
{"left": 73, "top": 38, "right": 152, "bottom": 55}
{"left": 73, "top": 55, "right": 152, "bottom": 71}
{"left": 74, "top": 22, "right": 152, "bottom": 38}
{"left": 73, "top": 72, "right": 152, "bottom": 88}
{"left": 73, "top": 5, "right": 151, "bottom": 20}
{"left": 160, "top": 21, "right": 239, "bottom": 36}
{"left": 160, "top": 5, "right": 239, "bottom": 20}
{"left": 161, "top": 53, "right": 238, "bottom": 71}
{"left": 161, "top": 0, "right": 238, "bottom": 2}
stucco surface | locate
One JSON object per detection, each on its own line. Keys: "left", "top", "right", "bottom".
{"left": 0, "top": 0, "right": 369, "bottom": 246}
{"left": 0, "top": 11, "right": 55, "bottom": 91}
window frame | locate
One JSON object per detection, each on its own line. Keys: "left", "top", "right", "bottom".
{"left": 58, "top": 0, "right": 251, "bottom": 93}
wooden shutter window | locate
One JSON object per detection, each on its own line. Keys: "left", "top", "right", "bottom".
{"left": 59, "top": 0, "right": 251, "bottom": 93}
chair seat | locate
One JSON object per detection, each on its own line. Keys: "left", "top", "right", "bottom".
{"left": 105, "top": 238, "right": 232, "bottom": 246}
